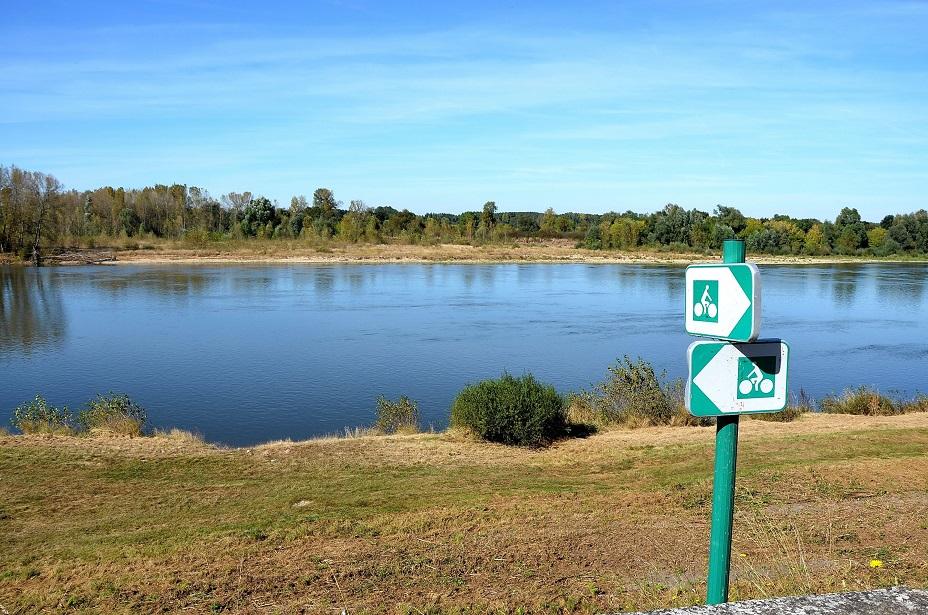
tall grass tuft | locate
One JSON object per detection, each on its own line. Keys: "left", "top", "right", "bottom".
{"left": 78, "top": 393, "right": 147, "bottom": 436}
{"left": 11, "top": 395, "right": 73, "bottom": 435}
{"left": 899, "top": 394, "right": 928, "bottom": 414}
{"left": 751, "top": 388, "right": 814, "bottom": 422}
{"left": 820, "top": 386, "right": 900, "bottom": 416}
{"left": 151, "top": 428, "right": 205, "bottom": 444}
{"left": 451, "top": 373, "right": 566, "bottom": 447}
{"left": 569, "top": 356, "right": 711, "bottom": 428}
{"left": 374, "top": 395, "right": 420, "bottom": 434}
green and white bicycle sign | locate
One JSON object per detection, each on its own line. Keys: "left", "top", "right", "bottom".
{"left": 684, "top": 263, "right": 761, "bottom": 342}
{"left": 686, "top": 340, "right": 789, "bottom": 417}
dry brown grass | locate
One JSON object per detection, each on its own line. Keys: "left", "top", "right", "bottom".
{"left": 151, "top": 427, "right": 207, "bottom": 444}
{"left": 84, "top": 418, "right": 144, "bottom": 437}
{"left": 2, "top": 413, "right": 927, "bottom": 613}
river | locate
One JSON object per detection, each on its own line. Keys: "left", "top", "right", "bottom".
{"left": 2, "top": 262, "right": 926, "bottom": 445}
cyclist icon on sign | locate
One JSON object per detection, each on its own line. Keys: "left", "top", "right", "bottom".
{"left": 693, "top": 284, "right": 718, "bottom": 320}
{"left": 739, "top": 363, "right": 774, "bottom": 396}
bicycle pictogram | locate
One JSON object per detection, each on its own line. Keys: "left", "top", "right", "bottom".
{"left": 736, "top": 356, "right": 776, "bottom": 399}
{"left": 692, "top": 280, "right": 719, "bottom": 323}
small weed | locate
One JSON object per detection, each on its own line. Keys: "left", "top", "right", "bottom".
{"left": 374, "top": 395, "right": 420, "bottom": 434}
{"left": 671, "top": 480, "right": 712, "bottom": 510}
{"left": 63, "top": 594, "right": 87, "bottom": 608}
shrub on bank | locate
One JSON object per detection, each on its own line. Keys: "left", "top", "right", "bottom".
{"left": 451, "top": 373, "right": 566, "bottom": 447}
{"left": 77, "top": 393, "right": 147, "bottom": 436}
{"left": 375, "top": 395, "right": 420, "bottom": 434}
{"left": 570, "top": 356, "right": 710, "bottom": 428}
{"left": 11, "top": 395, "right": 73, "bottom": 434}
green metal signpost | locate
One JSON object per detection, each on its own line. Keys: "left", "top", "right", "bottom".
{"left": 685, "top": 239, "right": 790, "bottom": 605}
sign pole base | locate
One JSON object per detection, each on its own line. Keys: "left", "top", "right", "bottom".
{"left": 706, "top": 414, "right": 739, "bottom": 604}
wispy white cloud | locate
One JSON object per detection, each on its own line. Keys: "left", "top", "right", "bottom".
{"left": 6, "top": 18, "right": 922, "bottom": 126}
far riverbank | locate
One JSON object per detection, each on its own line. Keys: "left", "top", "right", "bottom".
{"left": 4, "top": 239, "right": 928, "bottom": 266}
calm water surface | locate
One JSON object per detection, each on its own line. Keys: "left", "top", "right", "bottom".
{"left": 2, "top": 263, "right": 926, "bottom": 445}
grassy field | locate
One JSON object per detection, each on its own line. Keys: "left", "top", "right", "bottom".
{"left": 2, "top": 413, "right": 928, "bottom": 613}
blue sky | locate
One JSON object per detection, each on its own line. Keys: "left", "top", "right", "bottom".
{"left": 2, "top": 1, "right": 926, "bottom": 219}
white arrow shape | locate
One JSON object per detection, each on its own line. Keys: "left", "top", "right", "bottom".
{"left": 690, "top": 340, "right": 789, "bottom": 414}
{"left": 685, "top": 264, "right": 760, "bottom": 341}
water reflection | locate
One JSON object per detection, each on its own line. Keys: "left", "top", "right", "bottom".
{"left": 829, "top": 266, "right": 861, "bottom": 306}
{"left": 875, "top": 266, "right": 926, "bottom": 304}
{"left": 0, "top": 267, "right": 67, "bottom": 352}
{"left": 90, "top": 269, "right": 216, "bottom": 297}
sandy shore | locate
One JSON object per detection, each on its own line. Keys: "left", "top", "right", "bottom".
{"left": 5, "top": 241, "right": 925, "bottom": 266}
{"left": 107, "top": 242, "right": 928, "bottom": 266}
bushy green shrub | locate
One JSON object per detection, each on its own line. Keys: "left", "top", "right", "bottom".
{"left": 78, "top": 393, "right": 147, "bottom": 436}
{"left": 375, "top": 395, "right": 420, "bottom": 434}
{"left": 450, "top": 373, "right": 565, "bottom": 447}
{"left": 820, "top": 387, "right": 899, "bottom": 416}
{"left": 11, "top": 395, "right": 73, "bottom": 434}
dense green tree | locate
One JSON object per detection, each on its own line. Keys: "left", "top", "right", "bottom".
{"left": 835, "top": 207, "right": 862, "bottom": 227}
{"left": 313, "top": 188, "right": 337, "bottom": 212}
{"left": 338, "top": 200, "right": 372, "bottom": 242}
{"left": 715, "top": 206, "right": 746, "bottom": 234}
{"left": 511, "top": 212, "right": 540, "bottom": 234}
{"left": 118, "top": 207, "right": 140, "bottom": 236}
{"left": 239, "top": 197, "right": 277, "bottom": 237}
{"left": 582, "top": 223, "right": 602, "bottom": 249}
{"left": 538, "top": 208, "right": 558, "bottom": 237}
{"left": 833, "top": 207, "right": 867, "bottom": 254}
{"left": 648, "top": 204, "right": 689, "bottom": 245}
{"left": 804, "top": 224, "right": 827, "bottom": 254}
{"left": 481, "top": 201, "right": 497, "bottom": 230}
{"left": 709, "top": 222, "right": 736, "bottom": 249}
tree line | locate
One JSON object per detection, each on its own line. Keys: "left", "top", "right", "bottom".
{"left": 2, "top": 164, "right": 927, "bottom": 262}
